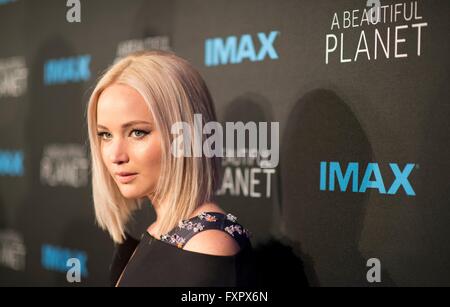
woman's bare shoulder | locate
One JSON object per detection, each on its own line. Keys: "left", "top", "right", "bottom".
{"left": 183, "top": 229, "right": 241, "bottom": 256}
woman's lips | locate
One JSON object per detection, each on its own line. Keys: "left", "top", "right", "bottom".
{"left": 116, "top": 173, "right": 138, "bottom": 184}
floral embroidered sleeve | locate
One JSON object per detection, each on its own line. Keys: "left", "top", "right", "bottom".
{"left": 160, "top": 212, "right": 252, "bottom": 250}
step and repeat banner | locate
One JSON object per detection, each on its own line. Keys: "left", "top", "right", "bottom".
{"left": 0, "top": 0, "right": 449, "bottom": 286}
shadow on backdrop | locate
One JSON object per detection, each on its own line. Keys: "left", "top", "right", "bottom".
{"left": 280, "top": 88, "right": 395, "bottom": 286}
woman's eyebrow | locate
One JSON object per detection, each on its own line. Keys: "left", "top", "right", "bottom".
{"left": 97, "top": 120, "right": 151, "bottom": 130}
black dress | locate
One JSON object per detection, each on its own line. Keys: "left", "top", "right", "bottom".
{"left": 110, "top": 211, "right": 257, "bottom": 287}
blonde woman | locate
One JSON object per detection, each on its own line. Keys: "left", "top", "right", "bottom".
{"left": 86, "top": 50, "right": 256, "bottom": 286}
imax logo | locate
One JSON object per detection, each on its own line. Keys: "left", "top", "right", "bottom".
{"left": 320, "top": 162, "right": 416, "bottom": 196}
{"left": 0, "top": 150, "right": 23, "bottom": 176}
{"left": 0, "top": 0, "right": 17, "bottom": 5}
{"left": 205, "top": 31, "right": 279, "bottom": 66}
{"left": 44, "top": 55, "right": 91, "bottom": 85}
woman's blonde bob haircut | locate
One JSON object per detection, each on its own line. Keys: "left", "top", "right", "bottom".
{"left": 87, "top": 50, "right": 221, "bottom": 244}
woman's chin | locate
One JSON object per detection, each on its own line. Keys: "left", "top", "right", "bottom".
{"left": 118, "top": 186, "right": 141, "bottom": 199}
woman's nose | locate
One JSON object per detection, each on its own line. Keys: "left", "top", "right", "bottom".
{"left": 109, "top": 139, "right": 129, "bottom": 164}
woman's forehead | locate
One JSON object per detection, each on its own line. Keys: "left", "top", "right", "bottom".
{"left": 97, "top": 84, "right": 153, "bottom": 126}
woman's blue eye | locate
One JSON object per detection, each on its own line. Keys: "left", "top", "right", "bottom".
{"left": 97, "top": 132, "right": 111, "bottom": 140}
{"left": 131, "top": 130, "right": 149, "bottom": 138}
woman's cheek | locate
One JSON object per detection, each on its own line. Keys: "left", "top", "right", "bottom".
{"left": 132, "top": 144, "right": 160, "bottom": 175}
{"left": 100, "top": 147, "right": 112, "bottom": 173}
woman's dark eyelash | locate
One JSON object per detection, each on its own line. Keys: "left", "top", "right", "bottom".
{"left": 97, "top": 132, "right": 110, "bottom": 140}
{"left": 97, "top": 129, "right": 150, "bottom": 137}
{"left": 132, "top": 129, "right": 150, "bottom": 136}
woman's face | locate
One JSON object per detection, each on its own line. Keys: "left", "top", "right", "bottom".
{"left": 96, "top": 83, "right": 161, "bottom": 200}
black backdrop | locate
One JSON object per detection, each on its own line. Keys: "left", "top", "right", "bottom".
{"left": 0, "top": 0, "right": 449, "bottom": 286}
